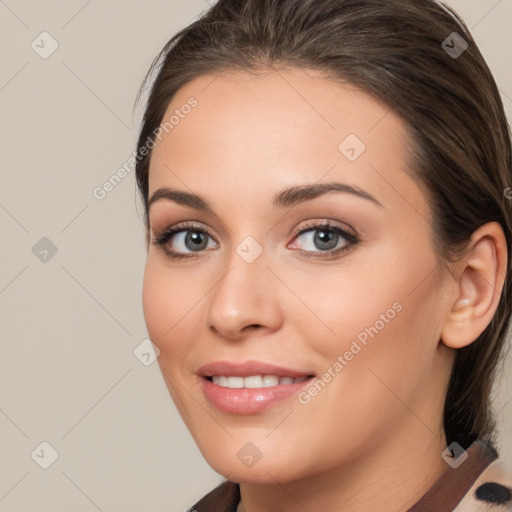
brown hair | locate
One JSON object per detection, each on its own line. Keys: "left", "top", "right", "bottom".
{"left": 134, "top": 0, "right": 512, "bottom": 450}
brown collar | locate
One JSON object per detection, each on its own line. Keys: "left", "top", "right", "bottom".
{"left": 192, "top": 478, "right": 240, "bottom": 512}
{"left": 192, "top": 440, "right": 497, "bottom": 512}
{"left": 407, "top": 440, "right": 497, "bottom": 511}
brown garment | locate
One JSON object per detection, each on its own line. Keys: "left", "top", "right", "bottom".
{"left": 190, "top": 440, "right": 512, "bottom": 511}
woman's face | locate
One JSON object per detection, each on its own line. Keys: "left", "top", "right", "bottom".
{"left": 143, "top": 68, "right": 455, "bottom": 483}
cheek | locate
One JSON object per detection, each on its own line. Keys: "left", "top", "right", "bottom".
{"left": 285, "top": 263, "right": 407, "bottom": 356}
{"left": 142, "top": 258, "right": 198, "bottom": 356}
{"left": 142, "top": 260, "right": 168, "bottom": 342}
{"left": 142, "top": 258, "right": 203, "bottom": 419}
{"left": 290, "top": 242, "right": 442, "bottom": 392}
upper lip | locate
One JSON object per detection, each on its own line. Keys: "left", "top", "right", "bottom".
{"left": 197, "top": 360, "right": 315, "bottom": 379}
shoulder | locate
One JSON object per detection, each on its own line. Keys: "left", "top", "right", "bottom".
{"left": 454, "top": 458, "right": 512, "bottom": 511}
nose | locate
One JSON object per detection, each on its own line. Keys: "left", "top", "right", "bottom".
{"left": 206, "top": 250, "right": 284, "bottom": 341}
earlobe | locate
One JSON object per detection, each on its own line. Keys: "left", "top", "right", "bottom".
{"left": 441, "top": 222, "right": 508, "bottom": 350}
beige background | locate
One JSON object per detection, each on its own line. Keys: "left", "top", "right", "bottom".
{"left": 0, "top": 1, "right": 511, "bottom": 511}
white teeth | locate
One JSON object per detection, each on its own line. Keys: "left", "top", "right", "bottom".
{"left": 244, "top": 375, "right": 263, "bottom": 388}
{"left": 226, "top": 376, "right": 244, "bottom": 388}
{"left": 211, "top": 375, "right": 309, "bottom": 388}
{"left": 262, "top": 375, "right": 279, "bottom": 387}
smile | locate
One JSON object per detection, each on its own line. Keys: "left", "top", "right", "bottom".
{"left": 209, "top": 375, "right": 309, "bottom": 388}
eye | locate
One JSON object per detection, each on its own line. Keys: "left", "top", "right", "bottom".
{"left": 289, "top": 221, "right": 358, "bottom": 258}
{"left": 152, "top": 220, "right": 358, "bottom": 261}
{"left": 152, "top": 222, "right": 217, "bottom": 260}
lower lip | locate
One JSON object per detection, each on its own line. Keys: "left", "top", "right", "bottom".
{"left": 201, "top": 377, "right": 315, "bottom": 414}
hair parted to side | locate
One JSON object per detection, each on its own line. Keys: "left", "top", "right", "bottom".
{"left": 134, "top": 0, "right": 512, "bottom": 450}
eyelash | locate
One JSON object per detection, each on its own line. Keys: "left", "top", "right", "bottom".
{"left": 152, "top": 220, "right": 359, "bottom": 261}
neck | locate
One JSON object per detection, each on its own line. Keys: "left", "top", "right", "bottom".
{"left": 237, "top": 421, "right": 448, "bottom": 512}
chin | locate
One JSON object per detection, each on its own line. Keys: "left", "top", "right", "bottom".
{"left": 201, "top": 447, "right": 311, "bottom": 485}
{"left": 215, "top": 464, "right": 296, "bottom": 485}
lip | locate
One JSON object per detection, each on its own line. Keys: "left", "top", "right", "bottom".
{"left": 197, "top": 360, "right": 316, "bottom": 415}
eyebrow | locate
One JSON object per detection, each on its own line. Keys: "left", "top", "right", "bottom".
{"left": 147, "top": 182, "right": 383, "bottom": 212}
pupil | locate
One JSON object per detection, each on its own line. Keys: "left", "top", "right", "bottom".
{"left": 314, "top": 229, "right": 337, "bottom": 250}
{"left": 186, "top": 231, "right": 207, "bottom": 251}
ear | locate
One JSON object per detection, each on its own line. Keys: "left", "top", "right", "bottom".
{"left": 441, "top": 222, "right": 508, "bottom": 349}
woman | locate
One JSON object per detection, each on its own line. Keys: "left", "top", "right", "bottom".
{"left": 134, "top": 0, "right": 512, "bottom": 510}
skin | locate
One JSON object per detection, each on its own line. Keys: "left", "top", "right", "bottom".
{"left": 142, "top": 67, "right": 507, "bottom": 512}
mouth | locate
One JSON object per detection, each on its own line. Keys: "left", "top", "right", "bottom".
{"left": 197, "top": 359, "right": 315, "bottom": 380}
{"left": 197, "top": 360, "right": 316, "bottom": 414}
{"left": 204, "top": 374, "right": 313, "bottom": 388}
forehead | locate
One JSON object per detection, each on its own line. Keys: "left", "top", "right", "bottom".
{"left": 147, "top": 67, "right": 427, "bottom": 222}
{"left": 152, "top": 67, "right": 401, "bottom": 161}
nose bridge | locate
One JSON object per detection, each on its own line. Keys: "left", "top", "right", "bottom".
{"left": 206, "top": 236, "right": 282, "bottom": 339}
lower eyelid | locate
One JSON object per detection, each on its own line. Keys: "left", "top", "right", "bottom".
{"left": 297, "top": 244, "right": 354, "bottom": 260}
